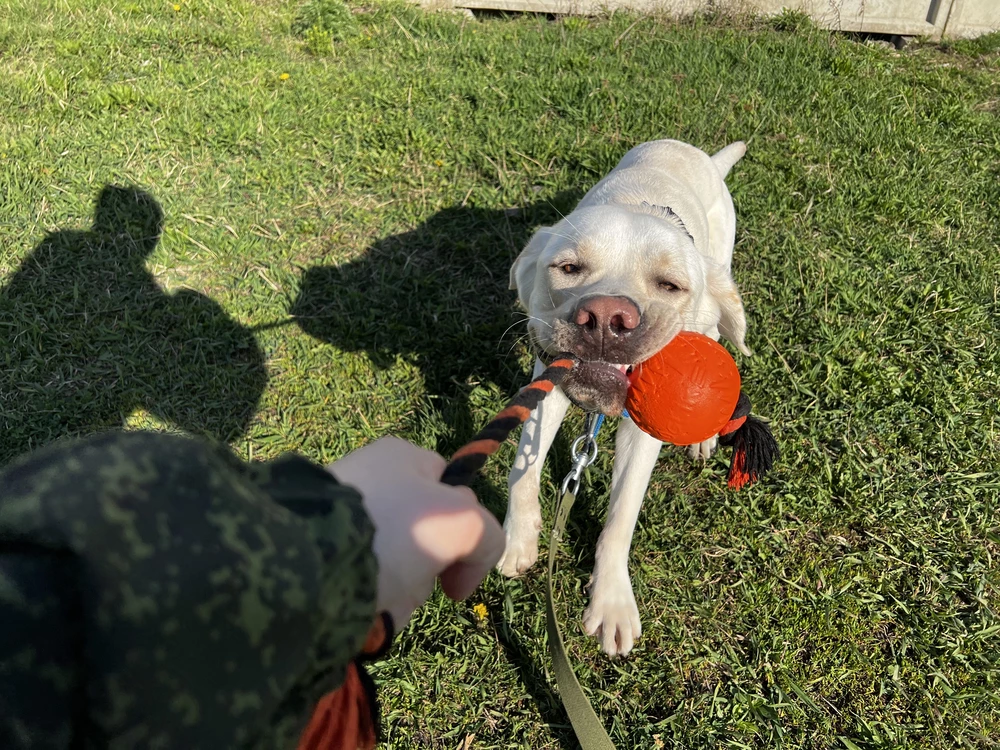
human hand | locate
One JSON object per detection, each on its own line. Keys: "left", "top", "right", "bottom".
{"left": 328, "top": 437, "right": 504, "bottom": 629}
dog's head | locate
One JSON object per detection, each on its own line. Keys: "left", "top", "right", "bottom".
{"left": 510, "top": 204, "right": 749, "bottom": 415}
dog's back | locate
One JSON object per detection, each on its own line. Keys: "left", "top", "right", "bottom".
{"left": 575, "top": 139, "right": 745, "bottom": 269}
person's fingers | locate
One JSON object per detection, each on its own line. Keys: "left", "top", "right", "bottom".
{"left": 412, "top": 506, "right": 484, "bottom": 562}
{"left": 409, "top": 443, "right": 447, "bottom": 481}
{"left": 440, "top": 558, "right": 495, "bottom": 601}
{"left": 325, "top": 435, "right": 503, "bottom": 623}
{"left": 439, "top": 482, "right": 479, "bottom": 512}
{"left": 409, "top": 480, "right": 480, "bottom": 520}
{"left": 438, "top": 506, "right": 505, "bottom": 600}
{"left": 328, "top": 437, "right": 447, "bottom": 485}
{"left": 439, "top": 562, "right": 479, "bottom": 601}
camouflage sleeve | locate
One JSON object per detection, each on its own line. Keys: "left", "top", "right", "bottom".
{"left": 0, "top": 431, "right": 379, "bottom": 750}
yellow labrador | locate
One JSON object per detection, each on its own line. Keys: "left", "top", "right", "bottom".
{"left": 500, "top": 139, "right": 750, "bottom": 656}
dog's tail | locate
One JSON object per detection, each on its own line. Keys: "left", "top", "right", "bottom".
{"left": 712, "top": 141, "right": 747, "bottom": 178}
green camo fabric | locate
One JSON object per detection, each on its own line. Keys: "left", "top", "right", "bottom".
{"left": 0, "top": 430, "right": 378, "bottom": 749}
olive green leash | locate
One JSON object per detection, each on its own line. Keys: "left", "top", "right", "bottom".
{"left": 545, "top": 414, "right": 616, "bottom": 750}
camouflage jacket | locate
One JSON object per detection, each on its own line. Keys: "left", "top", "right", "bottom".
{"left": 0, "top": 431, "right": 379, "bottom": 749}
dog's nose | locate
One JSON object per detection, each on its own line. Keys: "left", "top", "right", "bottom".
{"left": 573, "top": 296, "right": 640, "bottom": 338}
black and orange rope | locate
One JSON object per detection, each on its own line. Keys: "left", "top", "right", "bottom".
{"left": 717, "top": 392, "right": 779, "bottom": 490}
{"left": 440, "top": 355, "right": 577, "bottom": 487}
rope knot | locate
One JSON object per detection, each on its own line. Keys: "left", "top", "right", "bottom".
{"left": 718, "top": 391, "right": 779, "bottom": 489}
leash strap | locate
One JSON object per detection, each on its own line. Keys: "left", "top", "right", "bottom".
{"left": 543, "top": 414, "right": 617, "bottom": 750}
{"left": 438, "top": 359, "right": 617, "bottom": 749}
{"left": 547, "top": 484, "right": 617, "bottom": 750}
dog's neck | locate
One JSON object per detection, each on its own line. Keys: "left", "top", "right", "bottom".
{"left": 630, "top": 201, "right": 693, "bottom": 241}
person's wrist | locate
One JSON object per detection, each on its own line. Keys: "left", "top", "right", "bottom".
{"left": 325, "top": 463, "right": 417, "bottom": 629}
{"left": 363, "top": 510, "right": 419, "bottom": 630}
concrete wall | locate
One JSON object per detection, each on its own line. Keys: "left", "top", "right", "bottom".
{"left": 418, "top": 0, "right": 998, "bottom": 40}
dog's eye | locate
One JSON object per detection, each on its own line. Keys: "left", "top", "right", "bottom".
{"left": 658, "top": 280, "right": 680, "bottom": 291}
{"left": 559, "top": 263, "right": 581, "bottom": 275}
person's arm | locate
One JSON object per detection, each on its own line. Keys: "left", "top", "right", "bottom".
{"left": 0, "top": 431, "right": 378, "bottom": 750}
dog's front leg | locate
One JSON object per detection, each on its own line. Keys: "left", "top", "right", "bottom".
{"left": 583, "top": 418, "right": 662, "bottom": 656}
{"left": 498, "top": 358, "right": 572, "bottom": 577}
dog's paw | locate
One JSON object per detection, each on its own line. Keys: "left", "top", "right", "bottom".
{"left": 582, "top": 569, "right": 641, "bottom": 657}
{"left": 497, "top": 515, "right": 541, "bottom": 577}
{"left": 687, "top": 435, "right": 718, "bottom": 462}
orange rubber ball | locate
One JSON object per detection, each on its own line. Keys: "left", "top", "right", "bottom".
{"left": 625, "top": 331, "right": 741, "bottom": 446}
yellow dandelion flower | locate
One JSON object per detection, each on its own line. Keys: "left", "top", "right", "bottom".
{"left": 172, "top": 3, "right": 180, "bottom": 10}
{"left": 435, "top": 160, "right": 443, "bottom": 167}
{"left": 472, "top": 602, "right": 488, "bottom": 623}
{"left": 279, "top": 73, "right": 290, "bottom": 81}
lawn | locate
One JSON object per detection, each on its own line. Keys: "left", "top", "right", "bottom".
{"left": 2, "top": 1, "right": 1000, "bottom": 747}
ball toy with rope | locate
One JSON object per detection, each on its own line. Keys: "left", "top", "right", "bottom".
{"left": 438, "top": 330, "right": 777, "bottom": 491}
{"left": 624, "top": 331, "right": 741, "bottom": 446}
{"left": 624, "top": 331, "right": 778, "bottom": 488}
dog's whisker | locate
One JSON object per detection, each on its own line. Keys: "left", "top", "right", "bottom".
{"left": 524, "top": 314, "right": 553, "bottom": 329}
{"left": 499, "top": 321, "right": 525, "bottom": 341}
{"left": 548, "top": 201, "right": 581, "bottom": 236}
{"left": 503, "top": 333, "right": 531, "bottom": 359}
{"left": 500, "top": 314, "right": 553, "bottom": 345}
{"left": 539, "top": 228, "right": 578, "bottom": 244}
{"left": 508, "top": 311, "right": 543, "bottom": 324}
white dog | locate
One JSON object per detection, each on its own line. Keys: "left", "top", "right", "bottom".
{"left": 499, "top": 139, "right": 751, "bottom": 656}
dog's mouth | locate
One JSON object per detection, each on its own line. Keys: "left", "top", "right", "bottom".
{"left": 580, "top": 361, "right": 633, "bottom": 383}
{"left": 559, "top": 360, "right": 636, "bottom": 415}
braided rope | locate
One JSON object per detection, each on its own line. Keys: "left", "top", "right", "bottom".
{"left": 440, "top": 356, "right": 576, "bottom": 487}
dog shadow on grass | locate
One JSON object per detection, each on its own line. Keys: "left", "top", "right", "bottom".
{"left": 0, "top": 185, "right": 267, "bottom": 464}
{"left": 290, "top": 191, "right": 584, "bottom": 460}
{"left": 291, "top": 191, "right": 598, "bottom": 744}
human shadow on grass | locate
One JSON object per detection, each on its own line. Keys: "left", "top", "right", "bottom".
{"left": 0, "top": 185, "right": 267, "bottom": 464}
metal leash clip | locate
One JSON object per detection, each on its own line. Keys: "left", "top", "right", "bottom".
{"left": 560, "top": 412, "right": 603, "bottom": 497}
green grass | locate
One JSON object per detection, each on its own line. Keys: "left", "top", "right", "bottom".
{"left": 2, "top": 2, "right": 1000, "bottom": 747}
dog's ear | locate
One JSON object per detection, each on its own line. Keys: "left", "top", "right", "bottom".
{"left": 707, "top": 264, "right": 752, "bottom": 356}
{"left": 509, "top": 227, "right": 550, "bottom": 309}
{"left": 508, "top": 253, "right": 522, "bottom": 290}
